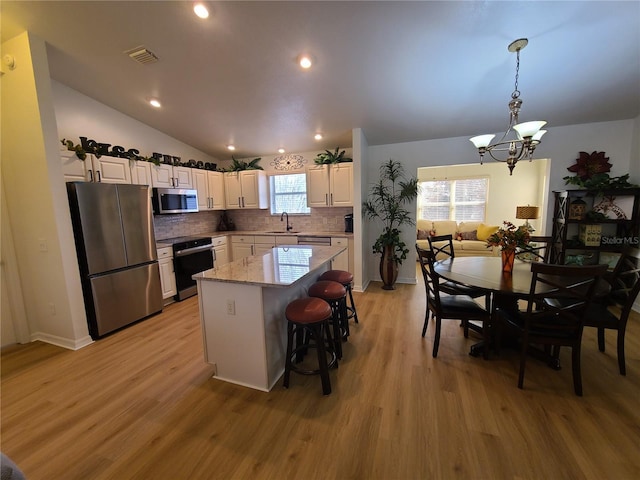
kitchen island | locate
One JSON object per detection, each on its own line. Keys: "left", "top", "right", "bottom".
{"left": 193, "top": 244, "right": 346, "bottom": 391}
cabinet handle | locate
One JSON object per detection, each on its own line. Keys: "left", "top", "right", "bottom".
{"left": 325, "top": 193, "right": 328, "bottom": 206}
{"left": 330, "top": 193, "right": 333, "bottom": 205}
{"left": 238, "top": 196, "right": 241, "bottom": 208}
{"left": 88, "top": 169, "right": 94, "bottom": 182}
{"left": 242, "top": 197, "right": 245, "bottom": 208}
{"left": 96, "top": 170, "right": 102, "bottom": 183}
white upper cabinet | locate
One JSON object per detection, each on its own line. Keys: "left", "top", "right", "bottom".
{"left": 61, "top": 151, "right": 131, "bottom": 184}
{"left": 193, "top": 170, "right": 225, "bottom": 210}
{"left": 150, "top": 164, "right": 194, "bottom": 189}
{"left": 306, "top": 163, "right": 353, "bottom": 207}
{"left": 223, "top": 170, "right": 268, "bottom": 209}
{"left": 130, "top": 160, "right": 153, "bottom": 186}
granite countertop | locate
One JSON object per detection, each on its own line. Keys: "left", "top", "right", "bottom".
{"left": 156, "top": 230, "right": 353, "bottom": 250}
{"left": 192, "top": 245, "right": 345, "bottom": 287}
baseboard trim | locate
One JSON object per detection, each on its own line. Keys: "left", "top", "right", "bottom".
{"left": 30, "top": 332, "right": 94, "bottom": 350}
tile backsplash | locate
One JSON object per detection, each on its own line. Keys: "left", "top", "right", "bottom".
{"left": 153, "top": 207, "right": 353, "bottom": 240}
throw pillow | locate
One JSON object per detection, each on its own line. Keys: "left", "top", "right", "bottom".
{"left": 417, "top": 229, "right": 430, "bottom": 240}
{"left": 477, "top": 223, "right": 499, "bottom": 241}
{"left": 459, "top": 230, "right": 478, "bottom": 241}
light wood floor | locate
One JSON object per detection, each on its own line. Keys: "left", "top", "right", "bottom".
{"left": 2, "top": 271, "right": 640, "bottom": 480}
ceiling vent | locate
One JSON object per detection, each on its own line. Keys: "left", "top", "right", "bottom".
{"left": 124, "top": 46, "right": 159, "bottom": 65}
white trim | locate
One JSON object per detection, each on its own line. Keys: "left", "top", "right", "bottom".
{"left": 30, "top": 332, "right": 94, "bottom": 350}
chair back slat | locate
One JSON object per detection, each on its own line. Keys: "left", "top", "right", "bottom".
{"left": 427, "top": 234, "right": 455, "bottom": 260}
{"left": 518, "top": 235, "right": 552, "bottom": 263}
{"left": 416, "top": 245, "right": 441, "bottom": 313}
{"left": 608, "top": 246, "right": 640, "bottom": 313}
{"left": 526, "top": 263, "right": 609, "bottom": 337}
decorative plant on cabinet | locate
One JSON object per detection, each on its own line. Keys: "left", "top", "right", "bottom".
{"left": 363, "top": 159, "right": 419, "bottom": 290}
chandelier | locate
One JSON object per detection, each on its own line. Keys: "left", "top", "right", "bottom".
{"left": 470, "top": 38, "right": 546, "bottom": 175}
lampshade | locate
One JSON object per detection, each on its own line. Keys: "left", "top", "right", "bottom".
{"left": 516, "top": 205, "right": 539, "bottom": 220}
{"left": 513, "top": 121, "right": 547, "bottom": 139}
{"left": 469, "top": 134, "right": 495, "bottom": 149}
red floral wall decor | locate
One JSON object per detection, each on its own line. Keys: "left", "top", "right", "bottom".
{"left": 567, "top": 151, "right": 612, "bottom": 180}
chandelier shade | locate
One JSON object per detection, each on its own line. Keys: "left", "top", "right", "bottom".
{"left": 470, "top": 38, "right": 547, "bottom": 175}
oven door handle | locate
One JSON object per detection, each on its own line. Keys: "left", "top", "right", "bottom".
{"left": 174, "top": 244, "right": 213, "bottom": 257}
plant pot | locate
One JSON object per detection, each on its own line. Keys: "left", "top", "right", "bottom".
{"left": 380, "top": 245, "right": 399, "bottom": 290}
{"left": 502, "top": 248, "right": 516, "bottom": 273}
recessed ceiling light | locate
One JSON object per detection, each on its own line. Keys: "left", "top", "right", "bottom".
{"left": 314, "top": 133, "right": 323, "bottom": 141}
{"left": 227, "top": 145, "right": 236, "bottom": 151}
{"left": 149, "top": 98, "right": 161, "bottom": 108}
{"left": 298, "top": 54, "right": 313, "bottom": 69}
{"left": 194, "top": 3, "right": 209, "bottom": 19}
{"left": 278, "top": 148, "right": 285, "bottom": 154}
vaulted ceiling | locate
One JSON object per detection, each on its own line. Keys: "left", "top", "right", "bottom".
{"left": 2, "top": 1, "right": 639, "bottom": 160}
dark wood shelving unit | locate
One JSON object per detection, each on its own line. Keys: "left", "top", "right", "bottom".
{"left": 550, "top": 188, "right": 640, "bottom": 266}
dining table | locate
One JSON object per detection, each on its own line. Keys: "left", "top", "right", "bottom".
{"left": 433, "top": 256, "right": 609, "bottom": 367}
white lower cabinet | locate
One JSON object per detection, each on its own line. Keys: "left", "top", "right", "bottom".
{"left": 231, "top": 235, "right": 255, "bottom": 260}
{"left": 331, "top": 237, "right": 350, "bottom": 271}
{"left": 157, "top": 247, "right": 176, "bottom": 301}
{"left": 212, "top": 236, "right": 229, "bottom": 267}
{"left": 254, "top": 235, "right": 276, "bottom": 256}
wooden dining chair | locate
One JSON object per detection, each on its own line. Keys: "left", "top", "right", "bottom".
{"left": 416, "top": 245, "right": 491, "bottom": 358}
{"left": 583, "top": 246, "right": 640, "bottom": 375}
{"left": 517, "top": 235, "right": 552, "bottom": 263}
{"left": 426, "top": 234, "right": 491, "bottom": 313}
{"left": 496, "top": 262, "right": 608, "bottom": 396}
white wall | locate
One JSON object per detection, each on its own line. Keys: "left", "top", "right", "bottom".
{"left": 52, "top": 80, "right": 219, "bottom": 164}
{"left": 364, "top": 119, "right": 638, "bottom": 287}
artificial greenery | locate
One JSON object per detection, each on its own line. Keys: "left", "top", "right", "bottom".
{"left": 314, "top": 147, "right": 352, "bottom": 165}
{"left": 226, "top": 156, "right": 263, "bottom": 171}
{"left": 362, "top": 159, "right": 419, "bottom": 264}
{"left": 563, "top": 173, "right": 637, "bottom": 190}
{"left": 62, "top": 138, "right": 91, "bottom": 160}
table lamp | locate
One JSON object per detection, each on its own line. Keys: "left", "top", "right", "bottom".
{"left": 516, "top": 205, "right": 539, "bottom": 232}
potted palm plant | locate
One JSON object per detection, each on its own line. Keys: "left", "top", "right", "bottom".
{"left": 363, "top": 159, "right": 419, "bottom": 289}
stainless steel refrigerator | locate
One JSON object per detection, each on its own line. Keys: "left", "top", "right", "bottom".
{"left": 67, "top": 182, "right": 163, "bottom": 339}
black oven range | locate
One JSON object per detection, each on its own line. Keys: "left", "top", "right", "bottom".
{"left": 166, "top": 236, "right": 213, "bottom": 301}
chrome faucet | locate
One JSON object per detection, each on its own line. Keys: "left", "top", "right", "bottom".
{"left": 280, "top": 212, "right": 292, "bottom": 232}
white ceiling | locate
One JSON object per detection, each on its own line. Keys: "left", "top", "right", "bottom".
{"left": 2, "top": 1, "right": 639, "bottom": 160}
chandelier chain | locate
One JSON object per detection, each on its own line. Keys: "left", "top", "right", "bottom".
{"left": 512, "top": 49, "right": 521, "bottom": 100}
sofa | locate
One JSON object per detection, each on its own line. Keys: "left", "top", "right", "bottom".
{"left": 416, "top": 219, "right": 501, "bottom": 258}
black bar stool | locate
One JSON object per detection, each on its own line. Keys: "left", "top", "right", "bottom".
{"left": 283, "top": 297, "right": 337, "bottom": 395}
{"left": 308, "top": 280, "right": 348, "bottom": 358}
{"left": 319, "top": 270, "right": 359, "bottom": 325}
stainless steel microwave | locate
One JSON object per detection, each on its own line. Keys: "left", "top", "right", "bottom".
{"left": 152, "top": 188, "right": 198, "bottom": 214}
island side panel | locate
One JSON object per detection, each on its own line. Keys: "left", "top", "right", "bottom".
{"left": 262, "top": 262, "right": 330, "bottom": 390}
{"left": 197, "top": 281, "right": 270, "bottom": 391}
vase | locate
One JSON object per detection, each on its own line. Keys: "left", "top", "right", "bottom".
{"left": 501, "top": 248, "right": 516, "bottom": 273}
{"left": 380, "top": 245, "right": 399, "bottom": 290}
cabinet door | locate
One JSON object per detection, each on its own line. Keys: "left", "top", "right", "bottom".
{"left": 173, "top": 166, "right": 193, "bottom": 189}
{"left": 331, "top": 237, "right": 349, "bottom": 271}
{"left": 208, "top": 171, "right": 225, "bottom": 210}
{"left": 94, "top": 156, "right": 132, "bottom": 184}
{"left": 239, "top": 170, "right": 268, "bottom": 209}
{"left": 61, "top": 151, "right": 91, "bottom": 182}
{"left": 306, "top": 165, "right": 330, "bottom": 207}
{"left": 192, "top": 169, "right": 210, "bottom": 210}
{"left": 159, "top": 258, "right": 177, "bottom": 299}
{"left": 224, "top": 173, "right": 243, "bottom": 209}
{"left": 213, "top": 244, "right": 229, "bottom": 267}
{"left": 151, "top": 164, "right": 174, "bottom": 188}
{"left": 231, "top": 243, "right": 254, "bottom": 260}
{"left": 131, "top": 161, "right": 153, "bottom": 187}
{"left": 330, "top": 164, "right": 353, "bottom": 206}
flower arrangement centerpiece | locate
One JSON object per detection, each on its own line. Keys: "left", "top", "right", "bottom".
{"left": 486, "top": 221, "right": 531, "bottom": 272}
